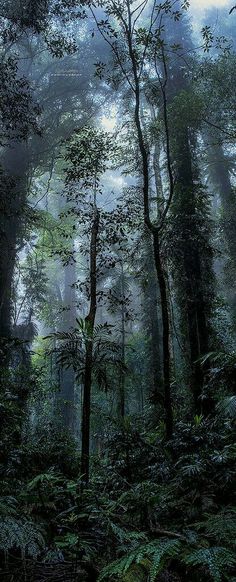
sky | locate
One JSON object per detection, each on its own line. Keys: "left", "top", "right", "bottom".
{"left": 191, "top": 0, "right": 230, "bottom": 7}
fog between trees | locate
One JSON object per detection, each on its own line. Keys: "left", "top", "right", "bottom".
{"left": 0, "top": 1, "right": 235, "bottom": 581}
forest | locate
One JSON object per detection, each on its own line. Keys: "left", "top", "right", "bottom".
{"left": 0, "top": 0, "right": 235, "bottom": 580}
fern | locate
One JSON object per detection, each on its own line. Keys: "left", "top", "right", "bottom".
{"left": 195, "top": 508, "right": 236, "bottom": 546}
{"left": 0, "top": 517, "right": 45, "bottom": 558}
{"left": 217, "top": 395, "right": 236, "bottom": 418}
{"left": 109, "top": 522, "right": 147, "bottom": 547}
{"left": 98, "top": 538, "right": 181, "bottom": 581}
{"left": 99, "top": 555, "right": 133, "bottom": 581}
{"left": 27, "top": 469, "right": 63, "bottom": 490}
{"left": 0, "top": 496, "right": 17, "bottom": 516}
{"left": 181, "top": 459, "right": 204, "bottom": 477}
{"left": 184, "top": 546, "right": 236, "bottom": 582}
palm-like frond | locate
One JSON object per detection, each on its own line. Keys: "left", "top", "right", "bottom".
{"left": 45, "top": 319, "right": 125, "bottom": 390}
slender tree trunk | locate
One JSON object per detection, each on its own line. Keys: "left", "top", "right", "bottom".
{"left": 142, "top": 235, "right": 162, "bottom": 403}
{"left": 132, "top": 69, "right": 173, "bottom": 438}
{"left": 134, "top": 87, "right": 172, "bottom": 435}
{"left": 81, "top": 340, "right": 93, "bottom": 484}
{"left": 153, "top": 230, "right": 173, "bottom": 438}
{"left": 81, "top": 207, "right": 99, "bottom": 485}
{"left": 60, "top": 254, "right": 77, "bottom": 432}
{"left": 0, "top": 259, "right": 14, "bottom": 339}
{"left": 119, "top": 261, "right": 125, "bottom": 419}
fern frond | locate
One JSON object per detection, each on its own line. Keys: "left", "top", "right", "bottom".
{"left": 184, "top": 546, "right": 236, "bottom": 582}
{"left": 27, "top": 470, "right": 62, "bottom": 490}
{"left": 217, "top": 395, "right": 236, "bottom": 418}
{"left": 0, "top": 496, "right": 17, "bottom": 516}
{"left": 195, "top": 508, "right": 236, "bottom": 546}
{"left": 109, "top": 522, "right": 147, "bottom": 547}
{"left": 98, "top": 555, "right": 132, "bottom": 581}
{"left": 98, "top": 538, "right": 181, "bottom": 581}
{"left": 0, "top": 517, "right": 45, "bottom": 558}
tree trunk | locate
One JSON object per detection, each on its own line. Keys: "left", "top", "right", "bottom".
{"left": 153, "top": 230, "right": 173, "bottom": 438}
{"left": 173, "top": 126, "right": 211, "bottom": 413}
{"left": 135, "top": 83, "right": 173, "bottom": 439}
{"left": 133, "top": 78, "right": 173, "bottom": 438}
{"left": 142, "top": 236, "right": 162, "bottom": 404}
{"left": 81, "top": 207, "right": 99, "bottom": 485}
{"left": 81, "top": 339, "right": 93, "bottom": 484}
{"left": 0, "top": 144, "right": 28, "bottom": 341}
{"left": 119, "top": 261, "right": 125, "bottom": 419}
{"left": 60, "top": 254, "right": 77, "bottom": 432}
{"left": 205, "top": 135, "right": 236, "bottom": 324}
{"left": 162, "top": 8, "right": 214, "bottom": 414}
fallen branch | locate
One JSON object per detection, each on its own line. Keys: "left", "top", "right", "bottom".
{"left": 150, "top": 528, "right": 187, "bottom": 541}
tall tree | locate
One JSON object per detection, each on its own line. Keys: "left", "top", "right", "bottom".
{"left": 162, "top": 8, "right": 215, "bottom": 413}
{"left": 91, "top": 0, "right": 177, "bottom": 438}
{"left": 65, "top": 126, "right": 112, "bottom": 484}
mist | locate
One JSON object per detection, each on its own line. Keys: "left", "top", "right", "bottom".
{"left": 0, "top": 1, "right": 235, "bottom": 580}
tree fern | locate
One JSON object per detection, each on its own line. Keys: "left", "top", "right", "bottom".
{"left": 45, "top": 319, "right": 124, "bottom": 390}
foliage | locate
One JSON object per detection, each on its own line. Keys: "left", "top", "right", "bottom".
{"left": 184, "top": 547, "right": 236, "bottom": 582}
{"left": 46, "top": 318, "right": 126, "bottom": 391}
{"left": 98, "top": 539, "right": 181, "bottom": 581}
{"left": 0, "top": 516, "right": 45, "bottom": 558}
{"left": 0, "top": 0, "right": 236, "bottom": 581}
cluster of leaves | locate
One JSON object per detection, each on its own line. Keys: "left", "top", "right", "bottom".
{"left": 0, "top": 57, "right": 41, "bottom": 145}
{"left": 65, "top": 126, "right": 113, "bottom": 190}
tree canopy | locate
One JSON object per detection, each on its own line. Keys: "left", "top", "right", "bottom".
{"left": 0, "top": 1, "right": 235, "bottom": 581}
